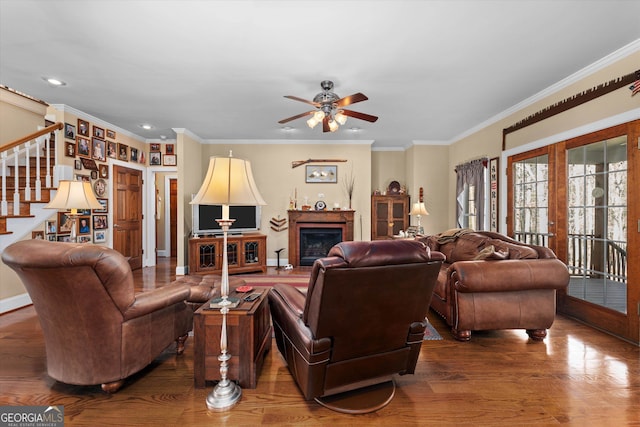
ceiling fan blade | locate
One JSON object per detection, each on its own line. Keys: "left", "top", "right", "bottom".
{"left": 284, "top": 95, "right": 321, "bottom": 107}
{"left": 341, "top": 109, "right": 379, "bottom": 123}
{"left": 278, "top": 110, "right": 315, "bottom": 124}
{"left": 322, "top": 116, "right": 330, "bottom": 133}
{"left": 336, "top": 92, "right": 368, "bottom": 107}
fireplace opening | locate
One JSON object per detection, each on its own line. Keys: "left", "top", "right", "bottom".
{"left": 299, "top": 228, "right": 343, "bottom": 266}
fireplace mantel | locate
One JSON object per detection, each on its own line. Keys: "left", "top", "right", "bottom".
{"left": 288, "top": 210, "right": 355, "bottom": 267}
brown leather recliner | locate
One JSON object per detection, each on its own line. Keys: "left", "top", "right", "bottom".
{"left": 268, "top": 240, "right": 444, "bottom": 413}
{"left": 2, "top": 239, "right": 193, "bottom": 392}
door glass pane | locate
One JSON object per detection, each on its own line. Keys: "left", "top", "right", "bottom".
{"left": 566, "top": 136, "right": 627, "bottom": 313}
{"left": 513, "top": 155, "right": 549, "bottom": 246}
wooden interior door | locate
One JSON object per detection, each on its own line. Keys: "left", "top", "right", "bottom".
{"left": 170, "top": 178, "right": 177, "bottom": 257}
{"left": 113, "top": 165, "right": 143, "bottom": 270}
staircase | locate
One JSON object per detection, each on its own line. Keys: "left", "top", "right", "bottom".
{"left": 0, "top": 122, "right": 62, "bottom": 250}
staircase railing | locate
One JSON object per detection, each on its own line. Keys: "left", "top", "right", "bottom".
{"left": 0, "top": 122, "right": 62, "bottom": 216}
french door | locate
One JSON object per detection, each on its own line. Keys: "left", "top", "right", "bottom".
{"left": 507, "top": 120, "right": 639, "bottom": 344}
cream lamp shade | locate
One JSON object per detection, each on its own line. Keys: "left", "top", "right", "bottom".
{"left": 409, "top": 202, "right": 429, "bottom": 217}
{"left": 45, "top": 180, "right": 103, "bottom": 213}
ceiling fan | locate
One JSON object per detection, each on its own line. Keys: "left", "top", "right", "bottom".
{"left": 278, "top": 80, "right": 378, "bottom": 132}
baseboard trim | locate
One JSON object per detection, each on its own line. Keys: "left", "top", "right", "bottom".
{"left": 0, "top": 293, "right": 32, "bottom": 314}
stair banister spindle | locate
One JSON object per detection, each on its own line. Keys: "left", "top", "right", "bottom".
{"left": 13, "top": 146, "right": 20, "bottom": 215}
{"left": 45, "top": 132, "right": 51, "bottom": 188}
{"left": 1, "top": 151, "right": 7, "bottom": 216}
{"left": 24, "top": 141, "right": 31, "bottom": 201}
{"left": 35, "top": 136, "right": 42, "bottom": 200}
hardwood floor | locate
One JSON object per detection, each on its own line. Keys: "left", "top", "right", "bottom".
{"left": 1, "top": 258, "right": 639, "bottom": 426}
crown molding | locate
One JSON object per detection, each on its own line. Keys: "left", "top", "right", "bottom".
{"left": 172, "top": 128, "right": 204, "bottom": 144}
{"left": 50, "top": 104, "right": 147, "bottom": 143}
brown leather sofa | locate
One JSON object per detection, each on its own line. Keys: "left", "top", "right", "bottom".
{"left": 268, "top": 240, "right": 444, "bottom": 413}
{"left": 418, "top": 229, "right": 569, "bottom": 341}
{"left": 2, "top": 239, "right": 193, "bottom": 392}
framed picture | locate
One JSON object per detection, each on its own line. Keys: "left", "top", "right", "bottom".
{"left": 149, "top": 152, "right": 161, "bottom": 165}
{"left": 94, "top": 230, "right": 106, "bottom": 243}
{"left": 57, "top": 235, "right": 72, "bottom": 243}
{"left": 32, "top": 230, "right": 44, "bottom": 240}
{"left": 93, "top": 126, "right": 104, "bottom": 139}
{"left": 165, "top": 144, "right": 174, "bottom": 154}
{"left": 64, "top": 123, "right": 76, "bottom": 140}
{"left": 99, "top": 163, "right": 109, "bottom": 179}
{"left": 106, "top": 129, "right": 116, "bottom": 139}
{"left": 45, "top": 220, "right": 57, "bottom": 234}
{"left": 93, "top": 178, "right": 107, "bottom": 198}
{"left": 77, "top": 235, "right": 92, "bottom": 244}
{"left": 93, "top": 215, "right": 108, "bottom": 230}
{"left": 47, "top": 235, "right": 56, "bottom": 242}
{"left": 90, "top": 170, "right": 98, "bottom": 179}
{"left": 489, "top": 157, "right": 499, "bottom": 232}
{"left": 75, "top": 174, "right": 90, "bottom": 182}
{"left": 107, "top": 141, "right": 117, "bottom": 159}
{"left": 150, "top": 143, "right": 160, "bottom": 152}
{"left": 57, "top": 212, "right": 75, "bottom": 235}
{"left": 163, "top": 154, "right": 176, "bottom": 166}
{"left": 138, "top": 151, "right": 146, "bottom": 164}
{"left": 118, "top": 143, "right": 129, "bottom": 161}
{"left": 65, "top": 141, "right": 76, "bottom": 158}
{"left": 94, "top": 198, "right": 108, "bottom": 213}
{"left": 305, "top": 165, "right": 338, "bottom": 183}
{"left": 92, "top": 137, "right": 106, "bottom": 162}
{"left": 77, "top": 118, "right": 89, "bottom": 137}
{"left": 77, "top": 136, "right": 90, "bottom": 157}
{"left": 80, "top": 157, "right": 98, "bottom": 170}
{"left": 77, "top": 216, "right": 91, "bottom": 235}
{"left": 130, "top": 147, "right": 138, "bottom": 162}
{"left": 74, "top": 159, "right": 81, "bottom": 170}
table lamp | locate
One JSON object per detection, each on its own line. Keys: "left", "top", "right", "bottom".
{"left": 190, "top": 151, "right": 266, "bottom": 411}
{"left": 409, "top": 187, "right": 429, "bottom": 235}
{"left": 45, "top": 180, "right": 102, "bottom": 242}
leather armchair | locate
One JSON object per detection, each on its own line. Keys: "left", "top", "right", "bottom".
{"left": 2, "top": 239, "right": 193, "bottom": 392}
{"left": 268, "top": 240, "right": 444, "bottom": 413}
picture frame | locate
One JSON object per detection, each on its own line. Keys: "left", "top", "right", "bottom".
{"left": 93, "top": 125, "right": 105, "bottom": 139}
{"left": 92, "top": 137, "right": 106, "bottom": 162}
{"left": 64, "top": 123, "right": 76, "bottom": 140}
{"left": 47, "top": 235, "right": 56, "bottom": 242}
{"left": 90, "top": 170, "right": 98, "bottom": 180}
{"left": 80, "top": 157, "right": 98, "bottom": 170}
{"left": 32, "top": 230, "right": 44, "bottom": 240}
{"left": 489, "top": 157, "right": 499, "bottom": 232}
{"left": 138, "top": 151, "right": 146, "bottom": 164}
{"left": 77, "top": 216, "right": 91, "bottom": 235}
{"left": 65, "top": 141, "right": 76, "bottom": 158}
{"left": 130, "top": 147, "right": 138, "bottom": 162}
{"left": 150, "top": 143, "right": 160, "bottom": 152}
{"left": 45, "top": 220, "right": 57, "bottom": 234}
{"left": 77, "top": 235, "right": 92, "bottom": 244}
{"left": 118, "top": 143, "right": 129, "bottom": 161}
{"left": 94, "top": 198, "right": 108, "bottom": 213}
{"left": 94, "top": 230, "right": 106, "bottom": 243}
{"left": 163, "top": 154, "right": 176, "bottom": 166}
{"left": 57, "top": 235, "right": 72, "bottom": 243}
{"left": 77, "top": 136, "right": 90, "bottom": 157}
{"left": 99, "top": 163, "right": 109, "bottom": 179}
{"left": 77, "top": 118, "right": 89, "bottom": 137}
{"left": 149, "top": 151, "right": 161, "bottom": 165}
{"left": 106, "top": 129, "right": 116, "bottom": 139}
{"left": 165, "top": 144, "right": 174, "bottom": 154}
{"left": 305, "top": 165, "right": 338, "bottom": 183}
{"left": 74, "top": 159, "right": 81, "bottom": 170}
{"left": 57, "top": 212, "right": 75, "bottom": 235}
{"left": 75, "top": 174, "right": 90, "bottom": 182}
{"left": 107, "top": 141, "right": 117, "bottom": 159}
{"left": 93, "top": 178, "right": 107, "bottom": 198}
{"left": 93, "top": 215, "right": 108, "bottom": 230}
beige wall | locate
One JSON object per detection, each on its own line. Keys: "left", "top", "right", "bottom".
{"left": 371, "top": 150, "right": 406, "bottom": 194}
{"left": 0, "top": 87, "right": 48, "bottom": 145}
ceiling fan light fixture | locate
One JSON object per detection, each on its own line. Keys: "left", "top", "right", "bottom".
{"left": 307, "top": 117, "right": 319, "bottom": 129}
{"left": 335, "top": 110, "right": 347, "bottom": 125}
{"left": 313, "top": 110, "right": 325, "bottom": 121}
{"left": 328, "top": 119, "right": 338, "bottom": 132}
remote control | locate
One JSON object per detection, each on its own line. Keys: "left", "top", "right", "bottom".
{"left": 244, "top": 293, "right": 261, "bottom": 302}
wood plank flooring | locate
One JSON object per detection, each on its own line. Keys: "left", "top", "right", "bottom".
{"left": 1, "top": 258, "right": 639, "bottom": 426}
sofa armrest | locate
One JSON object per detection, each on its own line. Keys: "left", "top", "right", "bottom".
{"left": 123, "top": 283, "right": 191, "bottom": 320}
{"left": 450, "top": 259, "right": 569, "bottom": 293}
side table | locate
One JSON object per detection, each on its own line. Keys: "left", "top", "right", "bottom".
{"left": 193, "top": 288, "right": 272, "bottom": 389}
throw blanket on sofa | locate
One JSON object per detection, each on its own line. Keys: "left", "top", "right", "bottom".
{"left": 435, "top": 228, "right": 474, "bottom": 244}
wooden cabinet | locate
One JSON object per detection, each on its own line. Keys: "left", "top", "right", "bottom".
{"left": 188, "top": 233, "right": 267, "bottom": 275}
{"left": 371, "top": 195, "right": 410, "bottom": 240}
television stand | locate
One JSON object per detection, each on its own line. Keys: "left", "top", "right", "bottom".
{"left": 188, "top": 233, "right": 267, "bottom": 275}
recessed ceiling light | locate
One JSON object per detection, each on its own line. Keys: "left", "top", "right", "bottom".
{"left": 282, "top": 126, "right": 294, "bottom": 132}
{"left": 139, "top": 124, "right": 153, "bottom": 130}
{"left": 42, "top": 77, "right": 66, "bottom": 87}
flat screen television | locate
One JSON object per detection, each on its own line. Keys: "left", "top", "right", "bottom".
{"left": 192, "top": 203, "right": 261, "bottom": 235}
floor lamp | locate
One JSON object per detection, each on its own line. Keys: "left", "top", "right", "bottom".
{"left": 45, "top": 180, "right": 103, "bottom": 242}
{"left": 190, "top": 152, "right": 266, "bottom": 411}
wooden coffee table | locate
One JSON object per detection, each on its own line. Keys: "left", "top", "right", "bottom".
{"left": 193, "top": 288, "right": 272, "bottom": 389}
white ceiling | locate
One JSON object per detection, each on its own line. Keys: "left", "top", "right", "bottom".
{"left": 1, "top": 0, "right": 639, "bottom": 149}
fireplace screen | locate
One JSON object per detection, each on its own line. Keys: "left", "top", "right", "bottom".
{"left": 299, "top": 228, "right": 343, "bottom": 266}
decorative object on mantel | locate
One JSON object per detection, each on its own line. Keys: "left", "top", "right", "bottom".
{"left": 270, "top": 216, "right": 287, "bottom": 232}
{"left": 502, "top": 69, "right": 640, "bottom": 150}
{"left": 343, "top": 168, "right": 355, "bottom": 209}
{"left": 292, "top": 158, "right": 346, "bottom": 168}
{"left": 279, "top": 80, "right": 378, "bottom": 133}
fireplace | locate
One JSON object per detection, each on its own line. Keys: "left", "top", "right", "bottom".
{"left": 299, "top": 228, "right": 343, "bottom": 266}
{"left": 288, "top": 210, "right": 355, "bottom": 267}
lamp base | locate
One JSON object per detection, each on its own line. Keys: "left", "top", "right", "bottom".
{"left": 206, "top": 379, "right": 242, "bottom": 411}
